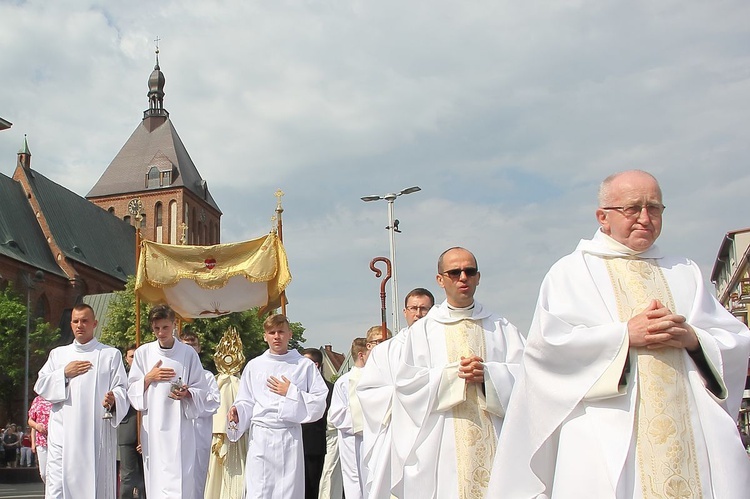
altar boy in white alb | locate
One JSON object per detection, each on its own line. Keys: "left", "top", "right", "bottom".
{"left": 35, "top": 303, "right": 129, "bottom": 499}
{"left": 180, "top": 328, "right": 221, "bottom": 499}
{"left": 228, "top": 313, "right": 328, "bottom": 499}
{"left": 329, "top": 336, "right": 370, "bottom": 499}
{"left": 128, "top": 305, "right": 213, "bottom": 499}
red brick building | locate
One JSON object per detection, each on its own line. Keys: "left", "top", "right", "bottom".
{"left": 87, "top": 50, "right": 222, "bottom": 245}
{"left": 1, "top": 141, "right": 135, "bottom": 334}
{"left": 0, "top": 53, "right": 222, "bottom": 424}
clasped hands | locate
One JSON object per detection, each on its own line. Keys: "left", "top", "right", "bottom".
{"left": 628, "top": 299, "right": 699, "bottom": 351}
{"left": 458, "top": 355, "right": 484, "bottom": 384}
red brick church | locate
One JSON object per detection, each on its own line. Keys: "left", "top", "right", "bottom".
{"left": 0, "top": 50, "right": 221, "bottom": 342}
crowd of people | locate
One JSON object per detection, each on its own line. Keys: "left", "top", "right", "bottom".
{"left": 2, "top": 400, "right": 50, "bottom": 473}
{"left": 16, "top": 170, "right": 750, "bottom": 498}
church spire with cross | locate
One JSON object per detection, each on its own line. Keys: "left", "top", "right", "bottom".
{"left": 87, "top": 38, "right": 222, "bottom": 247}
{"left": 144, "top": 37, "right": 168, "bottom": 123}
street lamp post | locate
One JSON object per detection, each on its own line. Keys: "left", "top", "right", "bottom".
{"left": 24, "top": 270, "right": 44, "bottom": 423}
{"left": 361, "top": 186, "right": 421, "bottom": 333}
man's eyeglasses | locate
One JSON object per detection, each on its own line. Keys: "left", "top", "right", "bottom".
{"left": 601, "top": 204, "right": 665, "bottom": 218}
{"left": 405, "top": 306, "right": 431, "bottom": 313}
{"left": 441, "top": 267, "right": 479, "bottom": 279}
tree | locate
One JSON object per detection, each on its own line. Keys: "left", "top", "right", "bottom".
{"left": 100, "top": 276, "right": 306, "bottom": 372}
{"left": 99, "top": 277, "right": 150, "bottom": 349}
{"left": 0, "top": 283, "right": 59, "bottom": 421}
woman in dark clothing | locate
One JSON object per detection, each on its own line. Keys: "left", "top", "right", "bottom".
{"left": 2, "top": 424, "right": 20, "bottom": 468}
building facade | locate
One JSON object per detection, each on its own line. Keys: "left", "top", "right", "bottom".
{"left": 1, "top": 141, "right": 136, "bottom": 332}
{"left": 710, "top": 228, "right": 750, "bottom": 433}
{"left": 87, "top": 49, "right": 222, "bottom": 245}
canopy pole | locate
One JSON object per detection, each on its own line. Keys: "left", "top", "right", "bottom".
{"left": 275, "top": 189, "right": 287, "bottom": 317}
{"left": 135, "top": 225, "right": 143, "bottom": 347}
{"left": 133, "top": 204, "right": 144, "bottom": 448}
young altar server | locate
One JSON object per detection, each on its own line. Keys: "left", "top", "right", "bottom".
{"left": 228, "top": 313, "right": 328, "bottom": 498}
{"left": 180, "top": 328, "right": 221, "bottom": 499}
{"left": 328, "top": 335, "right": 371, "bottom": 499}
{"left": 127, "top": 304, "right": 213, "bottom": 499}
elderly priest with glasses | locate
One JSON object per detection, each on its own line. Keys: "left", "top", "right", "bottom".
{"left": 389, "top": 247, "right": 525, "bottom": 499}
{"left": 488, "top": 170, "right": 750, "bottom": 498}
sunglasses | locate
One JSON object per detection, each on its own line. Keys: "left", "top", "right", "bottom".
{"left": 441, "top": 267, "right": 479, "bottom": 278}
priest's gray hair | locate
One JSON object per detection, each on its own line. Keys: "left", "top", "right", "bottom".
{"left": 598, "top": 170, "right": 661, "bottom": 206}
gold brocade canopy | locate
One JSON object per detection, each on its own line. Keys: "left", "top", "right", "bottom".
{"left": 135, "top": 232, "right": 291, "bottom": 318}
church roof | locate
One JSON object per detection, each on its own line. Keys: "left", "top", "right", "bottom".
{"left": 0, "top": 173, "right": 64, "bottom": 277}
{"left": 21, "top": 167, "right": 135, "bottom": 281}
{"left": 87, "top": 50, "right": 221, "bottom": 214}
{"left": 87, "top": 118, "right": 221, "bottom": 212}
{"left": 83, "top": 292, "right": 116, "bottom": 339}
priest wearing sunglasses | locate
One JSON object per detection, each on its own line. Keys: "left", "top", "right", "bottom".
{"left": 388, "top": 247, "right": 526, "bottom": 499}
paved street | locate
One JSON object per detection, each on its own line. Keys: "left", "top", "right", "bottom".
{"left": 0, "top": 482, "right": 44, "bottom": 499}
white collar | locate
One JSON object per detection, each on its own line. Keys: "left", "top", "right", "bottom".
{"left": 575, "top": 229, "right": 663, "bottom": 259}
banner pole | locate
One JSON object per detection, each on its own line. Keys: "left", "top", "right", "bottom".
{"left": 275, "top": 189, "right": 287, "bottom": 317}
{"left": 133, "top": 208, "right": 143, "bottom": 448}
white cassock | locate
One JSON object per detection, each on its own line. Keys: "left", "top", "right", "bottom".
{"left": 318, "top": 418, "right": 344, "bottom": 499}
{"left": 356, "top": 331, "right": 408, "bottom": 499}
{"left": 127, "top": 340, "right": 212, "bottom": 499}
{"left": 488, "top": 230, "right": 750, "bottom": 499}
{"left": 35, "top": 339, "right": 129, "bottom": 499}
{"left": 227, "top": 349, "right": 328, "bottom": 499}
{"left": 195, "top": 369, "right": 221, "bottom": 498}
{"left": 329, "top": 366, "right": 365, "bottom": 499}
{"left": 393, "top": 301, "right": 525, "bottom": 499}
{"left": 205, "top": 373, "right": 247, "bottom": 499}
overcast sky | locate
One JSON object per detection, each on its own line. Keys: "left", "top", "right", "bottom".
{"left": 2, "top": 0, "right": 749, "bottom": 354}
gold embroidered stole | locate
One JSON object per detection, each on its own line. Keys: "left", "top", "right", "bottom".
{"left": 348, "top": 366, "right": 364, "bottom": 434}
{"left": 444, "top": 319, "right": 496, "bottom": 499}
{"left": 605, "top": 258, "right": 702, "bottom": 498}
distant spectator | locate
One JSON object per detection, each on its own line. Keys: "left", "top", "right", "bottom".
{"left": 19, "top": 427, "right": 33, "bottom": 466}
{"left": 740, "top": 426, "right": 750, "bottom": 451}
{"left": 3, "top": 424, "right": 20, "bottom": 468}
{"left": 28, "top": 395, "right": 52, "bottom": 482}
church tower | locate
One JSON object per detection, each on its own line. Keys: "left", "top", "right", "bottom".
{"left": 87, "top": 46, "right": 221, "bottom": 245}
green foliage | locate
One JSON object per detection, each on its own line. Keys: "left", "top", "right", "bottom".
{"left": 0, "top": 284, "right": 59, "bottom": 415}
{"left": 183, "top": 313, "right": 306, "bottom": 373}
{"left": 99, "top": 277, "right": 151, "bottom": 349}
{"left": 99, "top": 276, "right": 307, "bottom": 372}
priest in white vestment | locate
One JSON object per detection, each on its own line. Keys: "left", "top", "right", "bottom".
{"left": 228, "top": 313, "right": 328, "bottom": 499}
{"left": 35, "top": 304, "right": 129, "bottom": 499}
{"left": 127, "top": 305, "right": 213, "bottom": 499}
{"left": 488, "top": 170, "right": 750, "bottom": 499}
{"left": 357, "top": 288, "right": 434, "bottom": 499}
{"left": 330, "top": 337, "right": 371, "bottom": 499}
{"left": 180, "top": 329, "right": 221, "bottom": 499}
{"left": 392, "top": 247, "right": 526, "bottom": 499}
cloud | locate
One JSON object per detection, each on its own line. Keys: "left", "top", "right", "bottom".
{"left": 1, "top": 0, "right": 749, "bottom": 352}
